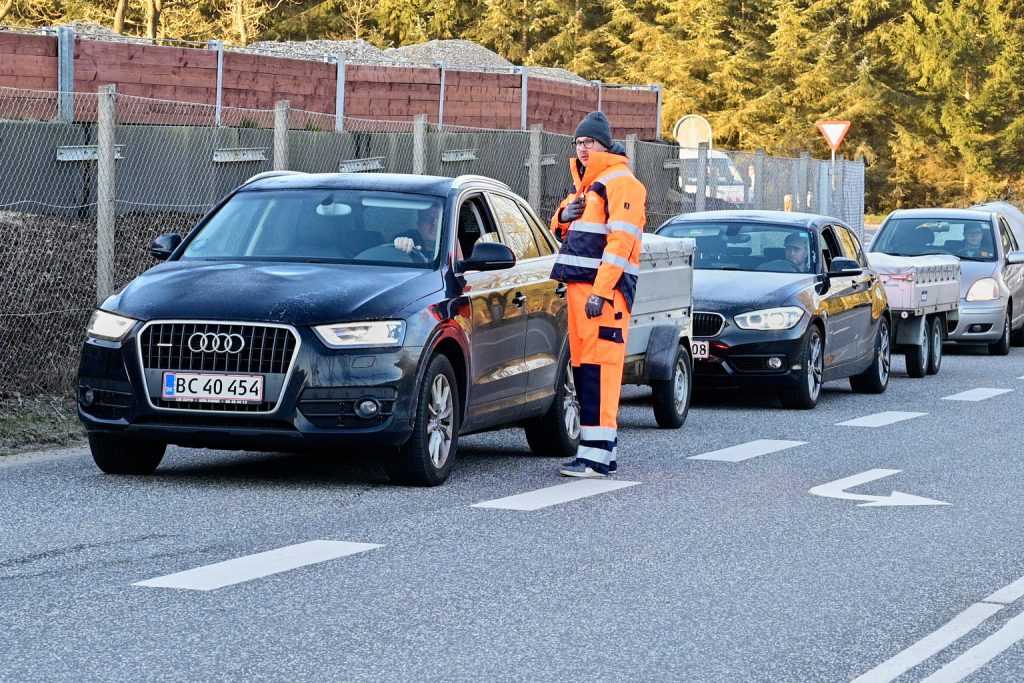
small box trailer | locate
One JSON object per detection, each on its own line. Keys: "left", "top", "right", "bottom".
{"left": 623, "top": 234, "right": 696, "bottom": 427}
{"left": 867, "top": 253, "right": 961, "bottom": 377}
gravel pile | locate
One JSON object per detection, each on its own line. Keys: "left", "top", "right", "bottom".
{"left": 242, "top": 39, "right": 408, "bottom": 64}
{"left": 383, "top": 40, "right": 513, "bottom": 70}
{"left": 28, "top": 21, "right": 153, "bottom": 44}
{"left": 527, "top": 66, "right": 592, "bottom": 85}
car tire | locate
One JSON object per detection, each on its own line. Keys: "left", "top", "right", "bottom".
{"left": 989, "top": 310, "right": 1011, "bottom": 356}
{"left": 651, "top": 345, "right": 692, "bottom": 428}
{"left": 524, "top": 356, "right": 581, "bottom": 459}
{"left": 88, "top": 433, "right": 165, "bottom": 475}
{"left": 779, "top": 324, "right": 823, "bottom": 409}
{"left": 386, "top": 355, "right": 460, "bottom": 487}
{"left": 905, "top": 317, "right": 929, "bottom": 379}
{"left": 926, "top": 315, "right": 943, "bottom": 375}
{"left": 850, "top": 316, "right": 891, "bottom": 394}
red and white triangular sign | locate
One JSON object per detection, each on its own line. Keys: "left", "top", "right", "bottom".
{"left": 816, "top": 120, "right": 851, "bottom": 152}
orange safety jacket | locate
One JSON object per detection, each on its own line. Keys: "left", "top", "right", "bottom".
{"left": 549, "top": 149, "right": 647, "bottom": 309}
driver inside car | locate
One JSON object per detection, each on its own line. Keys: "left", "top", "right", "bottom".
{"left": 393, "top": 204, "right": 442, "bottom": 257}
{"left": 783, "top": 232, "right": 809, "bottom": 270}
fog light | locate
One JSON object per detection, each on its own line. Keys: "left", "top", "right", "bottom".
{"left": 354, "top": 399, "right": 381, "bottom": 419}
{"left": 768, "top": 357, "right": 783, "bottom": 370}
{"left": 901, "top": 311, "right": 909, "bottom": 319}
{"left": 81, "top": 388, "right": 95, "bottom": 406}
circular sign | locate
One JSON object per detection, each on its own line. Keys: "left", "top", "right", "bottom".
{"left": 673, "top": 115, "right": 713, "bottom": 150}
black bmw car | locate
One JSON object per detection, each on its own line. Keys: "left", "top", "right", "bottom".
{"left": 77, "top": 172, "right": 582, "bottom": 485}
{"left": 656, "top": 211, "right": 891, "bottom": 408}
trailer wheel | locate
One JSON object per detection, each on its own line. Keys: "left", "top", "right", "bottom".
{"left": 926, "top": 315, "right": 943, "bottom": 375}
{"left": 651, "top": 346, "right": 691, "bottom": 429}
{"left": 904, "top": 317, "right": 929, "bottom": 378}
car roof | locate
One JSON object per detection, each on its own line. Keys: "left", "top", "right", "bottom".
{"left": 238, "top": 172, "right": 510, "bottom": 197}
{"left": 886, "top": 208, "right": 994, "bottom": 221}
{"left": 662, "top": 210, "right": 842, "bottom": 230}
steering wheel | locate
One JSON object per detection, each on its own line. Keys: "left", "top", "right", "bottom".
{"left": 354, "top": 244, "right": 429, "bottom": 263}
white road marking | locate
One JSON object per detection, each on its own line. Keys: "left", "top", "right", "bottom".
{"left": 836, "top": 411, "right": 927, "bottom": 428}
{"left": 942, "top": 388, "right": 1013, "bottom": 402}
{"left": 472, "top": 479, "right": 639, "bottom": 511}
{"left": 808, "top": 469, "right": 950, "bottom": 507}
{"left": 688, "top": 439, "right": 806, "bottom": 463}
{"left": 984, "top": 576, "right": 1024, "bottom": 605}
{"left": 133, "top": 540, "right": 382, "bottom": 591}
{"left": 920, "top": 610, "right": 1024, "bottom": 683}
{"left": 851, "top": 602, "right": 1004, "bottom": 683}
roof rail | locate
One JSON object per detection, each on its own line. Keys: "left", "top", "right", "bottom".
{"left": 241, "top": 170, "right": 305, "bottom": 187}
{"left": 452, "top": 174, "right": 511, "bottom": 191}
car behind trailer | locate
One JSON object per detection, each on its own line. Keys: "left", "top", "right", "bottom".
{"left": 867, "top": 253, "right": 961, "bottom": 377}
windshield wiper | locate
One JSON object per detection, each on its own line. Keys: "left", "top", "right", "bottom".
{"left": 956, "top": 255, "right": 993, "bottom": 262}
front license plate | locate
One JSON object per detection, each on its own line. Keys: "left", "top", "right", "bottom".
{"left": 691, "top": 341, "right": 710, "bottom": 360}
{"left": 161, "top": 372, "right": 264, "bottom": 404}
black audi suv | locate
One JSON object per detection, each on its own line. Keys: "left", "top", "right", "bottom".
{"left": 77, "top": 172, "right": 581, "bottom": 485}
{"left": 657, "top": 211, "right": 891, "bottom": 409}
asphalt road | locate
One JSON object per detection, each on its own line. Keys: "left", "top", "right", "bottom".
{"left": 3, "top": 346, "right": 1024, "bottom": 682}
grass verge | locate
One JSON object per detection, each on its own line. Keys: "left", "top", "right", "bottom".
{"left": 0, "top": 395, "right": 86, "bottom": 456}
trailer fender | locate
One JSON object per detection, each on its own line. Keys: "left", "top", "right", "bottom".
{"left": 644, "top": 325, "right": 683, "bottom": 382}
{"left": 894, "top": 314, "right": 927, "bottom": 347}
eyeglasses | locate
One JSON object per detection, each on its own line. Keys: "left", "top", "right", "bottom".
{"left": 574, "top": 137, "right": 598, "bottom": 149}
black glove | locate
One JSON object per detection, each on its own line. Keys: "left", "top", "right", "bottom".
{"left": 559, "top": 197, "right": 585, "bottom": 223}
{"left": 585, "top": 294, "right": 607, "bottom": 319}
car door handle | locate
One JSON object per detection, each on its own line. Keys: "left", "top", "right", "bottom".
{"left": 513, "top": 292, "right": 527, "bottom": 307}
{"left": 555, "top": 283, "right": 567, "bottom": 298}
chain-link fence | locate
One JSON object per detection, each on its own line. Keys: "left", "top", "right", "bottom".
{"left": 0, "top": 85, "right": 865, "bottom": 395}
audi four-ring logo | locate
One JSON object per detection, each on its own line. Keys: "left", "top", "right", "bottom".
{"left": 187, "top": 332, "right": 246, "bottom": 353}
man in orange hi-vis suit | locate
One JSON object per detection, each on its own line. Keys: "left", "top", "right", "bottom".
{"left": 550, "top": 111, "right": 646, "bottom": 478}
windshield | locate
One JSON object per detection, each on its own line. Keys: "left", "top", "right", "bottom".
{"left": 871, "top": 217, "right": 997, "bottom": 261}
{"left": 182, "top": 189, "right": 444, "bottom": 267}
{"left": 658, "top": 221, "right": 816, "bottom": 273}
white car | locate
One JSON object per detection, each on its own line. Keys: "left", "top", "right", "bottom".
{"left": 677, "top": 149, "right": 746, "bottom": 207}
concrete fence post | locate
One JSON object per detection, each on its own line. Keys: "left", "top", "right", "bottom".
{"left": 273, "top": 100, "right": 290, "bottom": 170}
{"left": 818, "top": 161, "right": 832, "bottom": 217}
{"left": 652, "top": 84, "right": 662, "bottom": 141}
{"left": 797, "top": 152, "right": 810, "bottom": 211}
{"left": 207, "top": 40, "right": 224, "bottom": 127}
{"left": 334, "top": 57, "right": 346, "bottom": 132}
{"left": 695, "top": 142, "right": 708, "bottom": 212}
{"left": 753, "top": 149, "right": 767, "bottom": 210}
{"left": 625, "top": 134, "right": 637, "bottom": 172}
{"left": 593, "top": 81, "right": 603, "bottom": 113}
{"left": 413, "top": 114, "right": 427, "bottom": 174}
{"left": 528, "top": 124, "right": 544, "bottom": 214}
{"left": 57, "top": 26, "right": 75, "bottom": 122}
{"left": 96, "top": 84, "right": 117, "bottom": 303}
{"left": 518, "top": 67, "right": 529, "bottom": 130}
{"left": 437, "top": 62, "right": 447, "bottom": 129}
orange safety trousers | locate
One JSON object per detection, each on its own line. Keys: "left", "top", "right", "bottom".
{"left": 566, "top": 282, "right": 630, "bottom": 467}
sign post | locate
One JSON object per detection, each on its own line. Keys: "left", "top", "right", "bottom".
{"left": 816, "top": 120, "right": 851, "bottom": 190}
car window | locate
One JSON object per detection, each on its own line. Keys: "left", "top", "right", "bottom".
{"left": 820, "top": 227, "right": 843, "bottom": 271}
{"left": 182, "top": 189, "right": 443, "bottom": 267}
{"left": 657, "top": 221, "right": 815, "bottom": 273}
{"left": 1000, "top": 217, "right": 1017, "bottom": 254}
{"left": 871, "top": 217, "right": 997, "bottom": 261}
{"left": 518, "top": 203, "right": 556, "bottom": 257}
{"left": 456, "top": 195, "right": 501, "bottom": 259}
{"left": 837, "top": 226, "right": 867, "bottom": 266}
{"left": 489, "top": 193, "right": 541, "bottom": 260}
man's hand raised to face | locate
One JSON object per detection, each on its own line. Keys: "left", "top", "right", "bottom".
{"left": 559, "top": 197, "right": 586, "bottom": 223}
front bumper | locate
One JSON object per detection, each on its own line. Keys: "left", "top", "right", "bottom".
{"left": 77, "top": 325, "right": 424, "bottom": 452}
{"left": 946, "top": 300, "right": 1005, "bottom": 343}
{"left": 693, "top": 319, "right": 808, "bottom": 388}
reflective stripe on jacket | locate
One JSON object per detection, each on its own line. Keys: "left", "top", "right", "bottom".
{"left": 549, "top": 150, "right": 646, "bottom": 310}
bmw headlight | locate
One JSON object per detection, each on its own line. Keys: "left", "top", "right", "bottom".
{"left": 734, "top": 307, "right": 804, "bottom": 331}
{"left": 87, "top": 310, "right": 137, "bottom": 341}
{"left": 965, "top": 278, "right": 999, "bottom": 302}
{"left": 314, "top": 320, "right": 407, "bottom": 348}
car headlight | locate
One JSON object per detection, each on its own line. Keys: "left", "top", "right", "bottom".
{"left": 965, "top": 278, "right": 1000, "bottom": 302}
{"left": 87, "top": 310, "right": 137, "bottom": 341}
{"left": 314, "top": 320, "right": 406, "bottom": 348}
{"left": 734, "top": 307, "right": 804, "bottom": 331}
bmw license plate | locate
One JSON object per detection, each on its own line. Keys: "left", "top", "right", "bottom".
{"left": 161, "top": 372, "right": 264, "bottom": 404}
{"left": 691, "top": 341, "right": 710, "bottom": 360}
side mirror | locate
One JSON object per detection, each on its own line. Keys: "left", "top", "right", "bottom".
{"left": 458, "top": 242, "right": 516, "bottom": 272}
{"left": 1006, "top": 251, "right": 1024, "bottom": 265}
{"left": 828, "top": 257, "right": 863, "bottom": 277}
{"left": 150, "top": 233, "right": 182, "bottom": 260}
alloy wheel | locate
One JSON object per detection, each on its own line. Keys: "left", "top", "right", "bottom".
{"left": 878, "top": 322, "right": 891, "bottom": 384}
{"left": 673, "top": 356, "right": 689, "bottom": 413}
{"left": 808, "top": 332, "right": 823, "bottom": 401}
{"left": 563, "top": 364, "right": 581, "bottom": 440}
{"left": 426, "top": 374, "right": 454, "bottom": 469}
